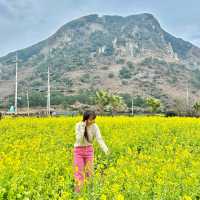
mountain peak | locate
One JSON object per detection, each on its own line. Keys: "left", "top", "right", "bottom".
{"left": 125, "top": 13, "right": 161, "bottom": 27}
{"left": 80, "top": 14, "right": 99, "bottom": 22}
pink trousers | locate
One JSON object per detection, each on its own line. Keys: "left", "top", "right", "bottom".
{"left": 73, "top": 145, "right": 94, "bottom": 193}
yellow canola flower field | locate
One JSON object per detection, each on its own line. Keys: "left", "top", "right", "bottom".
{"left": 0, "top": 116, "right": 200, "bottom": 200}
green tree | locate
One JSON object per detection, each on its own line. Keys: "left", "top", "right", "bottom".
{"left": 29, "top": 91, "right": 46, "bottom": 107}
{"left": 193, "top": 101, "right": 200, "bottom": 116}
{"left": 95, "top": 90, "right": 126, "bottom": 113}
{"left": 146, "top": 97, "right": 161, "bottom": 113}
{"left": 127, "top": 61, "right": 135, "bottom": 69}
{"left": 119, "top": 67, "right": 132, "bottom": 79}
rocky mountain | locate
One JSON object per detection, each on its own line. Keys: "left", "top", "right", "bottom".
{"left": 1, "top": 13, "right": 200, "bottom": 109}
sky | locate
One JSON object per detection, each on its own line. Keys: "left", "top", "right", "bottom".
{"left": 0, "top": 0, "right": 200, "bottom": 57}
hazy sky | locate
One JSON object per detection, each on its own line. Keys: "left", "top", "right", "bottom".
{"left": 0, "top": 0, "right": 200, "bottom": 57}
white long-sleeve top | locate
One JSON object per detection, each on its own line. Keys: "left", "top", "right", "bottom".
{"left": 74, "top": 121, "right": 109, "bottom": 154}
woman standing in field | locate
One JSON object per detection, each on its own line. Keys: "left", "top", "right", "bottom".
{"left": 73, "top": 110, "right": 110, "bottom": 193}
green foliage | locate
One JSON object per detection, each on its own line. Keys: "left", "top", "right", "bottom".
{"left": 89, "top": 31, "right": 113, "bottom": 55}
{"left": 51, "top": 91, "right": 65, "bottom": 105}
{"left": 120, "top": 94, "right": 147, "bottom": 108}
{"left": 133, "top": 95, "right": 147, "bottom": 108}
{"left": 121, "top": 80, "right": 129, "bottom": 85}
{"left": 101, "top": 66, "right": 109, "bottom": 70}
{"left": 95, "top": 89, "right": 126, "bottom": 113}
{"left": 116, "top": 59, "right": 125, "bottom": 64}
{"left": 191, "top": 69, "right": 200, "bottom": 89}
{"left": 31, "top": 80, "right": 43, "bottom": 87}
{"left": 146, "top": 97, "right": 161, "bottom": 113}
{"left": 80, "top": 74, "right": 90, "bottom": 83}
{"left": 108, "top": 73, "right": 114, "bottom": 78}
{"left": 127, "top": 61, "right": 135, "bottom": 69}
{"left": 119, "top": 67, "right": 132, "bottom": 79}
{"left": 3, "top": 89, "right": 96, "bottom": 109}
{"left": 29, "top": 91, "right": 47, "bottom": 107}
{"left": 104, "top": 44, "right": 114, "bottom": 56}
{"left": 62, "top": 78, "right": 73, "bottom": 88}
{"left": 0, "top": 74, "right": 10, "bottom": 80}
{"left": 70, "top": 89, "right": 96, "bottom": 105}
{"left": 7, "top": 95, "right": 15, "bottom": 107}
{"left": 167, "top": 76, "right": 178, "bottom": 84}
{"left": 67, "top": 19, "right": 85, "bottom": 29}
{"left": 192, "top": 101, "right": 200, "bottom": 115}
{"left": 164, "top": 31, "right": 193, "bottom": 58}
{"left": 0, "top": 99, "right": 3, "bottom": 109}
{"left": 15, "top": 41, "right": 45, "bottom": 62}
{"left": 140, "top": 57, "right": 167, "bottom": 66}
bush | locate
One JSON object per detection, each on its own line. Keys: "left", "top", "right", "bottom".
{"left": 116, "top": 59, "right": 125, "bottom": 64}
{"left": 29, "top": 91, "right": 46, "bottom": 107}
{"left": 127, "top": 61, "right": 135, "bottom": 69}
{"left": 101, "top": 66, "right": 109, "bottom": 70}
{"left": 51, "top": 91, "right": 65, "bottom": 105}
{"left": 80, "top": 74, "right": 90, "bottom": 83}
{"left": 119, "top": 67, "right": 132, "bottom": 79}
{"left": 31, "top": 80, "right": 42, "bottom": 87}
{"left": 165, "top": 111, "right": 177, "bottom": 117}
{"left": 108, "top": 73, "right": 114, "bottom": 78}
{"left": 140, "top": 57, "right": 167, "bottom": 66}
{"left": 122, "top": 80, "right": 128, "bottom": 85}
{"left": 62, "top": 78, "right": 73, "bottom": 88}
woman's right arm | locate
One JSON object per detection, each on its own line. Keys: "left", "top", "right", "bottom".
{"left": 94, "top": 124, "right": 110, "bottom": 155}
{"left": 75, "top": 122, "right": 86, "bottom": 143}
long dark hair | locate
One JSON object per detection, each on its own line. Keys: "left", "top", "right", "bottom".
{"left": 82, "top": 110, "right": 96, "bottom": 142}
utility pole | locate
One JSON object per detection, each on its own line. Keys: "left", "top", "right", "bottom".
{"left": 46, "top": 41, "right": 51, "bottom": 116}
{"left": 15, "top": 52, "right": 18, "bottom": 115}
{"left": 131, "top": 98, "right": 134, "bottom": 115}
{"left": 47, "top": 65, "right": 51, "bottom": 115}
{"left": 27, "top": 89, "right": 30, "bottom": 116}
